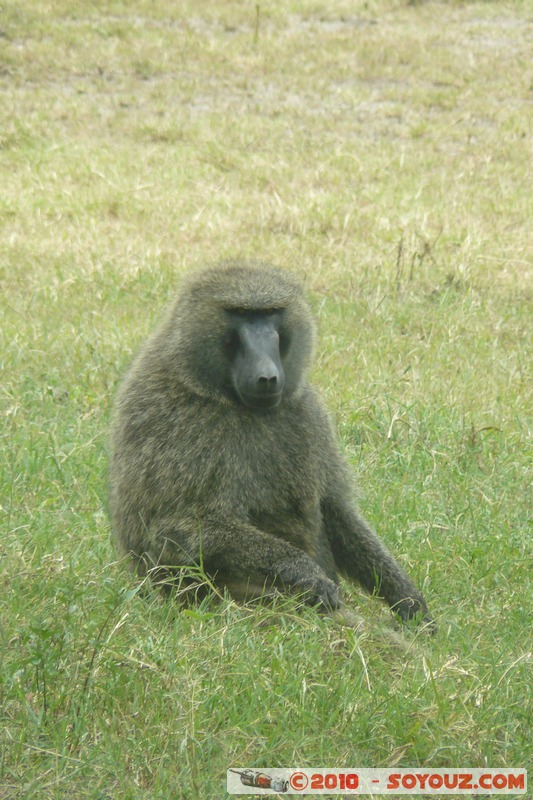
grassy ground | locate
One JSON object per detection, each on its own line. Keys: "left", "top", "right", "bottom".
{"left": 1, "top": 0, "right": 531, "bottom": 797}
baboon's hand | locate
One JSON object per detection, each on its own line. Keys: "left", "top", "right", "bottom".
{"left": 275, "top": 556, "right": 341, "bottom": 610}
{"left": 395, "top": 595, "right": 436, "bottom": 634}
{"left": 294, "top": 574, "right": 342, "bottom": 611}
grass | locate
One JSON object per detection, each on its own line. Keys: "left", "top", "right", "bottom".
{"left": 1, "top": 0, "right": 531, "bottom": 797}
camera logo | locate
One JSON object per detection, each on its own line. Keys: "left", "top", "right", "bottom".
{"left": 229, "top": 769, "right": 289, "bottom": 793}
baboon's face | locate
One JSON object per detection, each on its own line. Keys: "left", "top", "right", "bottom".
{"left": 225, "top": 309, "right": 289, "bottom": 410}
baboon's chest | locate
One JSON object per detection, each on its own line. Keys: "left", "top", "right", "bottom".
{"left": 229, "top": 419, "right": 322, "bottom": 523}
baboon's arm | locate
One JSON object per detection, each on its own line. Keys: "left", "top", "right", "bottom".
{"left": 321, "top": 496, "right": 431, "bottom": 625}
{"left": 146, "top": 515, "right": 342, "bottom": 611}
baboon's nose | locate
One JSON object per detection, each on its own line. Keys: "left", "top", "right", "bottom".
{"left": 258, "top": 374, "right": 278, "bottom": 386}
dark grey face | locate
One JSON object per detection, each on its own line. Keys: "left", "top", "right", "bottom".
{"left": 225, "top": 309, "right": 288, "bottom": 410}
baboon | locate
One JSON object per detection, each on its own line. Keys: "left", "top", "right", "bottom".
{"left": 109, "top": 260, "right": 433, "bottom": 629}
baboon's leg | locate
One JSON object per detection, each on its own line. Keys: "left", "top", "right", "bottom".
{"left": 142, "top": 516, "right": 342, "bottom": 611}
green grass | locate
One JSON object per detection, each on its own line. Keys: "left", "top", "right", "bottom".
{"left": 1, "top": 0, "right": 531, "bottom": 797}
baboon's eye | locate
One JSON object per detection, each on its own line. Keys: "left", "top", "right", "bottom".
{"left": 224, "top": 329, "right": 240, "bottom": 354}
{"left": 279, "top": 331, "right": 291, "bottom": 357}
{"left": 225, "top": 307, "right": 283, "bottom": 317}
